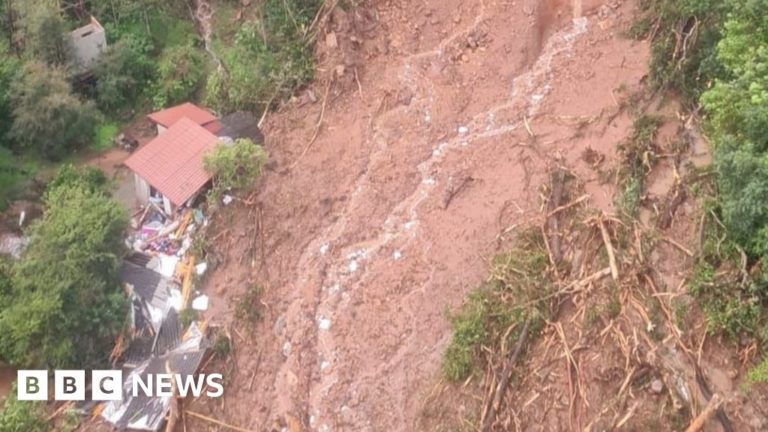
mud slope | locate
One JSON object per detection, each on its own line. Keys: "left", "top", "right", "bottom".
{"left": 197, "top": 0, "right": 649, "bottom": 430}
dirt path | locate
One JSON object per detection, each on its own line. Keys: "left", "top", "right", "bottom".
{"left": 194, "top": 0, "right": 651, "bottom": 430}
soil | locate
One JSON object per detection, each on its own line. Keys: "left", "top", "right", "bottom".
{"left": 183, "top": 0, "right": 653, "bottom": 429}
{"left": 164, "top": 0, "right": 768, "bottom": 431}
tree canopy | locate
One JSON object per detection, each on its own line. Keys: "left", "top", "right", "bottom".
{"left": 0, "top": 166, "right": 127, "bottom": 368}
{"left": 9, "top": 62, "right": 99, "bottom": 159}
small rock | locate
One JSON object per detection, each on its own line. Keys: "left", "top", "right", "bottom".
{"left": 461, "top": 53, "right": 469, "bottom": 62}
{"left": 335, "top": 64, "right": 346, "bottom": 77}
{"left": 306, "top": 89, "right": 318, "bottom": 103}
{"left": 326, "top": 32, "right": 338, "bottom": 49}
{"left": 650, "top": 379, "right": 664, "bottom": 394}
{"left": 467, "top": 36, "right": 478, "bottom": 48}
{"left": 397, "top": 88, "right": 413, "bottom": 106}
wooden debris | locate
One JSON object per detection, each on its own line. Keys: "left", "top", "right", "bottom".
{"left": 598, "top": 218, "right": 619, "bottom": 281}
{"left": 685, "top": 393, "right": 723, "bottom": 432}
{"left": 480, "top": 318, "right": 531, "bottom": 432}
{"left": 185, "top": 410, "right": 256, "bottom": 432}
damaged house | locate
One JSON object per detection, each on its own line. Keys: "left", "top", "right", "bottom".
{"left": 125, "top": 103, "right": 263, "bottom": 214}
{"left": 101, "top": 254, "right": 209, "bottom": 431}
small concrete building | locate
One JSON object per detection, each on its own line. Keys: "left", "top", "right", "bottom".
{"left": 125, "top": 117, "right": 220, "bottom": 214}
{"left": 69, "top": 16, "right": 106, "bottom": 73}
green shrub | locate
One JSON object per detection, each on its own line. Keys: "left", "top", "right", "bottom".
{"left": 0, "top": 383, "right": 49, "bottom": 432}
{"left": 92, "top": 123, "right": 119, "bottom": 152}
{"left": 9, "top": 62, "right": 100, "bottom": 160}
{"left": 203, "top": 138, "right": 268, "bottom": 194}
{"left": 441, "top": 230, "right": 551, "bottom": 382}
{"left": 152, "top": 43, "right": 207, "bottom": 109}
{"left": 94, "top": 41, "right": 155, "bottom": 113}
{"left": 205, "top": 0, "right": 321, "bottom": 112}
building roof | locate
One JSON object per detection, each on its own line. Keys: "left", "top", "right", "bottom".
{"left": 125, "top": 117, "right": 220, "bottom": 206}
{"left": 147, "top": 103, "right": 220, "bottom": 130}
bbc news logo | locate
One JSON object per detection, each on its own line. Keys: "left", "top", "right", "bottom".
{"left": 17, "top": 370, "right": 224, "bottom": 401}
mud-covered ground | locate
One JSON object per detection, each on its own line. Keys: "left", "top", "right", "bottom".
{"left": 180, "top": 0, "right": 700, "bottom": 430}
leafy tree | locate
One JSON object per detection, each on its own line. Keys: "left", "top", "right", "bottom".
{"left": 203, "top": 138, "right": 268, "bottom": 192}
{"left": 0, "top": 383, "right": 48, "bottom": 432}
{"left": 699, "top": 0, "right": 768, "bottom": 257}
{"left": 0, "top": 40, "right": 20, "bottom": 147}
{"left": 24, "top": 8, "right": 71, "bottom": 66}
{"left": 0, "top": 166, "right": 127, "bottom": 368}
{"left": 9, "top": 62, "right": 99, "bottom": 159}
{"left": 152, "top": 43, "right": 205, "bottom": 109}
{"left": 94, "top": 40, "right": 155, "bottom": 113}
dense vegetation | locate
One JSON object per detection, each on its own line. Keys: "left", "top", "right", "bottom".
{"left": 635, "top": 0, "right": 768, "bottom": 377}
{"left": 0, "top": 166, "right": 127, "bottom": 368}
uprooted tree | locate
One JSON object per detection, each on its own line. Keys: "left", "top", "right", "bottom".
{"left": 0, "top": 165, "right": 127, "bottom": 368}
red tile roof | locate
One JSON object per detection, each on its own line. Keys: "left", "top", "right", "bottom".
{"left": 125, "top": 117, "right": 219, "bottom": 206}
{"left": 147, "top": 103, "right": 218, "bottom": 129}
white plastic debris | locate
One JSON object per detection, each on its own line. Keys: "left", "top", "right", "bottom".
{"left": 458, "top": 125, "right": 469, "bottom": 134}
{"left": 222, "top": 195, "right": 233, "bottom": 206}
{"left": 158, "top": 255, "right": 180, "bottom": 278}
{"left": 319, "top": 243, "right": 329, "bottom": 255}
{"left": 191, "top": 294, "right": 209, "bottom": 311}
{"left": 318, "top": 318, "right": 332, "bottom": 330}
{"left": 393, "top": 250, "right": 402, "bottom": 260}
{"left": 348, "top": 260, "right": 358, "bottom": 273}
{"left": 195, "top": 262, "right": 208, "bottom": 275}
{"left": 169, "top": 288, "right": 183, "bottom": 311}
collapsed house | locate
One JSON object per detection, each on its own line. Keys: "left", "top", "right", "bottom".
{"left": 101, "top": 255, "right": 209, "bottom": 431}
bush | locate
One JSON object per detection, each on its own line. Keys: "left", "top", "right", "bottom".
{"left": 94, "top": 40, "right": 155, "bottom": 113}
{"left": 152, "top": 43, "right": 206, "bottom": 109}
{"left": 441, "top": 230, "right": 551, "bottom": 382}
{"left": 205, "top": 0, "right": 321, "bottom": 112}
{"left": 203, "top": 138, "right": 268, "bottom": 193}
{"left": 0, "top": 383, "right": 49, "bottom": 432}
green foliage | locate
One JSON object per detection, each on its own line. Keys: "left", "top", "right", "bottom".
{"left": 747, "top": 356, "right": 768, "bottom": 384}
{"left": 94, "top": 41, "right": 155, "bottom": 113}
{"left": 442, "top": 230, "right": 551, "bottom": 382}
{"left": 0, "top": 383, "right": 49, "bottom": 432}
{"left": 152, "top": 43, "right": 206, "bottom": 109}
{"left": 235, "top": 284, "right": 263, "bottom": 325}
{"left": 0, "top": 148, "right": 39, "bottom": 211}
{"left": 9, "top": 62, "right": 100, "bottom": 160}
{"left": 213, "top": 333, "right": 232, "bottom": 359}
{"left": 92, "top": 122, "right": 119, "bottom": 152}
{"left": 205, "top": 0, "right": 322, "bottom": 112}
{"left": 203, "top": 138, "right": 268, "bottom": 193}
{"left": 179, "top": 308, "right": 198, "bottom": 329}
{"left": 698, "top": 2, "right": 768, "bottom": 258}
{"left": 615, "top": 115, "right": 661, "bottom": 218}
{"left": 0, "top": 41, "right": 21, "bottom": 148}
{"left": 24, "top": 8, "right": 72, "bottom": 67}
{"left": 0, "top": 165, "right": 127, "bottom": 368}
